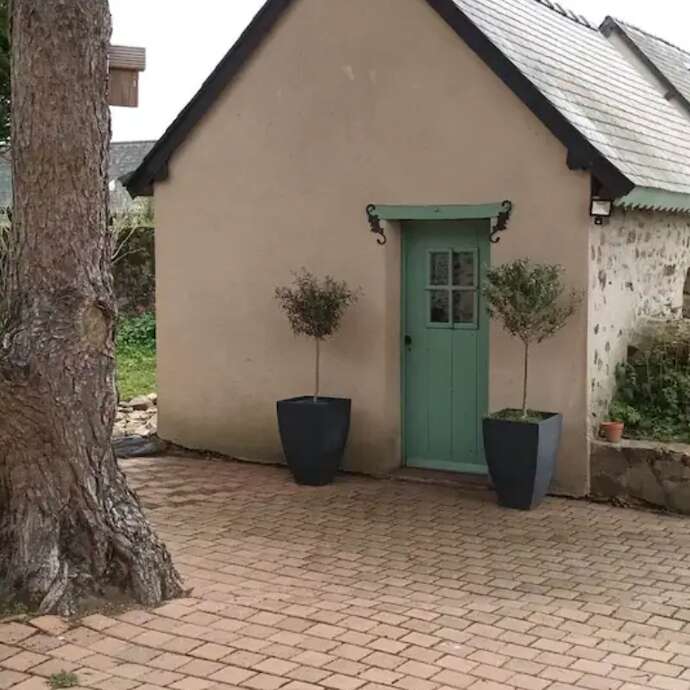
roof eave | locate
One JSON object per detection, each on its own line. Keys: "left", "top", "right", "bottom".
{"left": 126, "top": 0, "right": 296, "bottom": 197}
{"left": 615, "top": 187, "right": 690, "bottom": 214}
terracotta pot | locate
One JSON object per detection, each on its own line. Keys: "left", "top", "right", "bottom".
{"left": 600, "top": 421, "right": 624, "bottom": 444}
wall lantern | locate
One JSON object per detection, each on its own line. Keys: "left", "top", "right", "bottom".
{"left": 590, "top": 196, "right": 613, "bottom": 225}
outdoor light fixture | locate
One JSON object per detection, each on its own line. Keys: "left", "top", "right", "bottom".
{"left": 590, "top": 196, "right": 613, "bottom": 225}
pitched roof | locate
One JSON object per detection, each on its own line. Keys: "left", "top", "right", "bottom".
{"left": 0, "top": 140, "right": 155, "bottom": 213}
{"left": 601, "top": 17, "right": 690, "bottom": 115}
{"left": 126, "top": 0, "right": 295, "bottom": 198}
{"left": 110, "top": 140, "right": 156, "bottom": 181}
{"left": 109, "top": 140, "right": 156, "bottom": 213}
{"left": 126, "top": 0, "right": 690, "bottom": 212}
{"left": 451, "top": 0, "right": 690, "bottom": 202}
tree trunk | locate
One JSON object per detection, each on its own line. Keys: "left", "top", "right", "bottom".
{"left": 522, "top": 340, "right": 529, "bottom": 418}
{"left": 314, "top": 338, "right": 320, "bottom": 402}
{"left": 0, "top": 0, "right": 182, "bottom": 614}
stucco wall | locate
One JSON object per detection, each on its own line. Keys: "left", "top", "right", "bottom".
{"left": 154, "top": 0, "right": 592, "bottom": 494}
{"left": 589, "top": 209, "right": 690, "bottom": 427}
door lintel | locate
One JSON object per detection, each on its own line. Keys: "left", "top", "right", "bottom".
{"left": 366, "top": 201, "right": 513, "bottom": 245}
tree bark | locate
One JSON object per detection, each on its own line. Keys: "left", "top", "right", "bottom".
{"left": 0, "top": 0, "right": 182, "bottom": 614}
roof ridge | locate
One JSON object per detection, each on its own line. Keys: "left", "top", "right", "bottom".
{"left": 530, "top": 0, "right": 595, "bottom": 31}
{"left": 611, "top": 16, "right": 690, "bottom": 58}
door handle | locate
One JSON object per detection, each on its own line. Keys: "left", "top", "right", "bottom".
{"left": 405, "top": 335, "right": 412, "bottom": 349}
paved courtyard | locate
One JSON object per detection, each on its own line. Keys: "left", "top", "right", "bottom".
{"left": 3, "top": 456, "right": 690, "bottom": 690}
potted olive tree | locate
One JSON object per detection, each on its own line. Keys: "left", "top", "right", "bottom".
{"left": 275, "top": 269, "right": 360, "bottom": 486}
{"left": 483, "top": 259, "right": 581, "bottom": 510}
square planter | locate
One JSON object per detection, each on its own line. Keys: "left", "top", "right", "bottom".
{"left": 483, "top": 412, "right": 563, "bottom": 510}
{"left": 277, "top": 396, "right": 351, "bottom": 486}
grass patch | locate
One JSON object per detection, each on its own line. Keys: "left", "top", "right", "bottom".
{"left": 116, "top": 312, "right": 156, "bottom": 401}
{"left": 116, "top": 347, "right": 156, "bottom": 401}
{"left": 48, "top": 672, "right": 79, "bottom": 689}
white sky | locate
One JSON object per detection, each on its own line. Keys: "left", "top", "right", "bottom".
{"left": 110, "top": 0, "right": 690, "bottom": 142}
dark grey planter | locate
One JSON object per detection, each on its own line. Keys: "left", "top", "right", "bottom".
{"left": 482, "top": 412, "right": 563, "bottom": 510}
{"left": 277, "top": 396, "right": 351, "bottom": 486}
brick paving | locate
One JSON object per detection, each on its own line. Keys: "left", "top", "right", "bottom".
{"left": 3, "top": 456, "right": 690, "bottom": 690}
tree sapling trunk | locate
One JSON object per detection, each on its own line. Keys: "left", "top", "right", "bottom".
{"left": 522, "top": 340, "right": 529, "bottom": 419}
{"left": 0, "top": 0, "right": 182, "bottom": 614}
{"left": 314, "top": 337, "right": 320, "bottom": 402}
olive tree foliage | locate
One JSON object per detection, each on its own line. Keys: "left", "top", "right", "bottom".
{"left": 484, "top": 259, "right": 581, "bottom": 418}
{"left": 276, "top": 269, "right": 360, "bottom": 401}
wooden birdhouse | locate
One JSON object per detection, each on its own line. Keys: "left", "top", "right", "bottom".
{"left": 108, "top": 45, "right": 146, "bottom": 108}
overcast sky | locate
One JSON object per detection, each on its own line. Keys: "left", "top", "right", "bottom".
{"left": 110, "top": 0, "right": 690, "bottom": 142}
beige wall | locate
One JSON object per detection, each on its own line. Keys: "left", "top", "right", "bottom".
{"left": 154, "top": 0, "right": 593, "bottom": 495}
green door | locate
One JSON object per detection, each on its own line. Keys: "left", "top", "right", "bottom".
{"left": 403, "top": 220, "right": 489, "bottom": 474}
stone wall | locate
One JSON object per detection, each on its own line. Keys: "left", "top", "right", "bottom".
{"left": 0, "top": 208, "right": 155, "bottom": 314}
{"left": 113, "top": 226, "right": 155, "bottom": 314}
{"left": 589, "top": 209, "right": 690, "bottom": 428}
{"left": 591, "top": 439, "right": 690, "bottom": 515}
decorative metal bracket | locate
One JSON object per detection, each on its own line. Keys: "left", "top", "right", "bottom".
{"left": 366, "top": 204, "right": 387, "bottom": 246}
{"left": 490, "top": 200, "right": 513, "bottom": 244}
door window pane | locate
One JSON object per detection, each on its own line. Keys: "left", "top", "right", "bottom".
{"left": 453, "top": 251, "right": 475, "bottom": 287}
{"left": 453, "top": 291, "right": 475, "bottom": 324}
{"left": 430, "top": 290, "right": 450, "bottom": 324}
{"left": 429, "top": 252, "right": 450, "bottom": 286}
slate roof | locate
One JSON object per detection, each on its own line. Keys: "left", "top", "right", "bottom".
{"left": 109, "top": 140, "right": 156, "bottom": 213}
{"left": 109, "top": 141, "right": 156, "bottom": 183}
{"left": 0, "top": 140, "right": 155, "bottom": 212}
{"left": 127, "top": 0, "right": 690, "bottom": 212}
{"left": 451, "top": 0, "right": 690, "bottom": 201}
{"left": 601, "top": 17, "right": 690, "bottom": 115}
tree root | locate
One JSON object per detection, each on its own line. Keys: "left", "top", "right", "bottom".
{"left": 0, "top": 460, "right": 182, "bottom": 616}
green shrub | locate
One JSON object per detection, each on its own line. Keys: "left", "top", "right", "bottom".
{"left": 611, "top": 322, "right": 690, "bottom": 441}
{"left": 117, "top": 311, "right": 155, "bottom": 352}
{"left": 608, "top": 400, "right": 642, "bottom": 427}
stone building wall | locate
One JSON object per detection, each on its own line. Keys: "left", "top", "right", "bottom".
{"left": 589, "top": 209, "right": 690, "bottom": 428}
{"left": 591, "top": 439, "right": 690, "bottom": 515}
{"left": 113, "top": 226, "right": 155, "bottom": 314}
